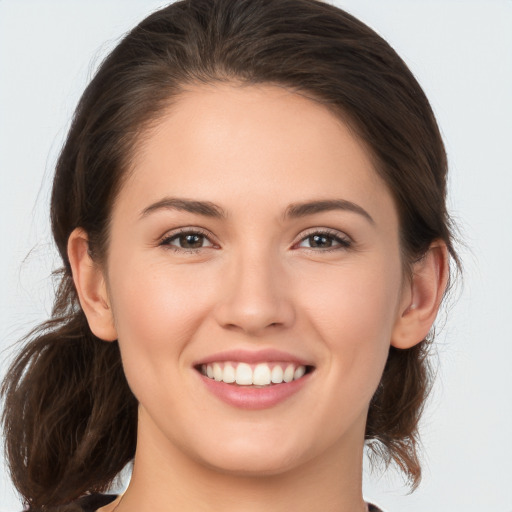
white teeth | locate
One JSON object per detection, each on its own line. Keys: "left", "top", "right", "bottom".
{"left": 271, "top": 365, "right": 284, "bottom": 384}
{"left": 223, "top": 363, "right": 236, "bottom": 383}
{"left": 213, "top": 363, "right": 223, "bottom": 381}
{"left": 283, "top": 364, "right": 295, "bottom": 383}
{"left": 235, "top": 362, "right": 253, "bottom": 385}
{"left": 202, "top": 362, "right": 308, "bottom": 386}
{"left": 253, "top": 363, "right": 272, "bottom": 386}
{"left": 294, "top": 365, "right": 306, "bottom": 380}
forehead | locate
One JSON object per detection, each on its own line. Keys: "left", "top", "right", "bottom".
{"left": 117, "top": 83, "right": 394, "bottom": 224}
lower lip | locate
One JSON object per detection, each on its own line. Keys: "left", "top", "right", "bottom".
{"left": 198, "top": 372, "right": 311, "bottom": 410}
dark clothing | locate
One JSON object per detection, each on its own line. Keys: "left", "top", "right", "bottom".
{"left": 73, "top": 494, "right": 117, "bottom": 512}
{"left": 74, "top": 493, "right": 384, "bottom": 511}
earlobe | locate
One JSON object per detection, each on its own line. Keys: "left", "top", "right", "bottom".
{"left": 391, "top": 241, "right": 449, "bottom": 349}
{"left": 67, "top": 228, "right": 118, "bottom": 342}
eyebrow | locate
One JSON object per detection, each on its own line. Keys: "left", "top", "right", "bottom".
{"left": 140, "top": 197, "right": 227, "bottom": 219}
{"left": 140, "top": 197, "right": 374, "bottom": 224}
{"left": 284, "top": 199, "right": 375, "bottom": 224}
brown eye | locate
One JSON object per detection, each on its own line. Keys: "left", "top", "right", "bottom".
{"left": 161, "top": 230, "right": 215, "bottom": 250}
{"left": 177, "top": 233, "right": 205, "bottom": 248}
{"left": 307, "top": 234, "right": 334, "bottom": 248}
{"left": 297, "top": 231, "right": 351, "bottom": 250}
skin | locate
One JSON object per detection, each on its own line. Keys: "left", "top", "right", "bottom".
{"left": 69, "top": 83, "right": 448, "bottom": 512}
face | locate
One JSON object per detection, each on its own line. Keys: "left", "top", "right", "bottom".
{"left": 103, "top": 83, "right": 408, "bottom": 475}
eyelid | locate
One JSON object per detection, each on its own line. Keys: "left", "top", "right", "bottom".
{"left": 292, "top": 227, "right": 352, "bottom": 251}
{"left": 156, "top": 226, "right": 352, "bottom": 253}
{"left": 158, "top": 227, "right": 219, "bottom": 250}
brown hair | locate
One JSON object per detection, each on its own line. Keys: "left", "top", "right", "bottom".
{"left": 1, "top": 0, "right": 459, "bottom": 508}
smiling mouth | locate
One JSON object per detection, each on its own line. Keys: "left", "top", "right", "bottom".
{"left": 196, "top": 361, "right": 314, "bottom": 387}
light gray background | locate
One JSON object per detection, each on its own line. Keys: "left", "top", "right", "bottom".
{"left": 1, "top": 1, "right": 511, "bottom": 511}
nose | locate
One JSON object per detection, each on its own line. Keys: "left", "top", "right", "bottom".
{"left": 213, "top": 249, "right": 296, "bottom": 336}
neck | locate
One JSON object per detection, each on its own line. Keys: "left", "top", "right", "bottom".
{"left": 114, "top": 411, "right": 368, "bottom": 512}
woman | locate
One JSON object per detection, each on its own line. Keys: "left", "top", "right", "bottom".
{"left": 1, "top": 0, "right": 459, "bottom": 511}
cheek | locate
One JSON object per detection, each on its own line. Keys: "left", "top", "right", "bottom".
{"left": 302, "top": 256, "right": 401, "bottom": 334}
{"left": 109, "top": 255, "right": 214, "bottom": 340}
{"left": 299, "top": 257, "right": 402, "bottom": 392}
{"left": 106, "top": 257, "right": 217, "bottom": 394}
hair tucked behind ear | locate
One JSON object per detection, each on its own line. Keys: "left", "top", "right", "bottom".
{"left": 2, "top": 0, "right": 460, "bottom": 507}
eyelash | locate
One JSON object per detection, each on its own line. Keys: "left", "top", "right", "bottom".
{"left": 159, "top": 228, "right": 217, "bottom": 254}
{"left": 294, "top": 228, "right": 352, "bottom": 252}
{"left": 158, "top": 227, "right": 352, "bottom": 253}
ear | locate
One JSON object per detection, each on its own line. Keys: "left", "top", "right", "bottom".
{"left": 67, "top": 228, "right": 118, "bottom": 342}
{"left": 391, "top": 240, "right": 449, "bottom": 349}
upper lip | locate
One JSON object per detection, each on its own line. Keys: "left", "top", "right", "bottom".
{"left": 193, "top": 349, "right": 313, "bottom": 367}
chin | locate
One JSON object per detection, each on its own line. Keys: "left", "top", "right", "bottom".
{"left": 190, "top": 431, "right": 310, "bottom": 477}
{"left": 202, "top": 452, "right": 304, "bottom": 478}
